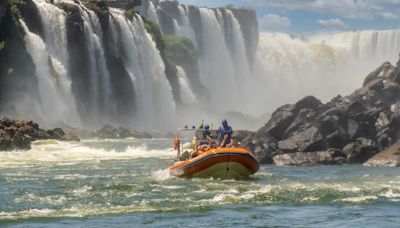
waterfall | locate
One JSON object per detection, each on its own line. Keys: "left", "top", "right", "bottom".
{"left": 79, "top": 6, "right": 115, "bottom": 121}
{"left": 20, "top": 20, "right": 80, "bottom": 124}
{"left": 9, "top": 0, "right": 400, "bottom": 130}
{"left": 110, "top": 9, "right": 176, "bottom": 129}
{"left": 140, "top": 0, "right": 159, "bottom": 24}
{"left": 177, "top": 66, "right": 197, "bottom": 105}
{"left": 253, "top": 31, "right": 400, "bottom": 114}
{"left": 11, "top": 0, "right": 177, "bottom": 129}
{"left": 143, "top": 1, "right": 258, "bottom": 114}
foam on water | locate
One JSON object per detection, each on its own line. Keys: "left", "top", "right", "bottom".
{"left": 0, "top": 140, "right": 175, "bottom": 167}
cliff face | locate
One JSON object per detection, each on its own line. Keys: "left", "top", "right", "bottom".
{"left": 242, "top": 59, "right": 400, "bottom": 166}
{"left": 0, "top": 0, "right": 38, "bottom": 115}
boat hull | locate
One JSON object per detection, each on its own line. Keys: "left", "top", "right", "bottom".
{"left": 169, "top": 148, "right": 259, "bottom": 179}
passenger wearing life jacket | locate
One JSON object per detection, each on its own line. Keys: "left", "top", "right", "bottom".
{"left": 203, "top": 124, "right": 211, "bottom": 139}
{"left": 219, "top": 119, "right": 233, "bottom": 148}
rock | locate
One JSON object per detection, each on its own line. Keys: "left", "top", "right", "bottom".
{"left": 247, "top": 57, "right": 400, "bottom": 164}
{"left": 46, "top": 128, "right": 66, "bottom": 139}
{"left": 342, "top": 138, "right": 378, "bottom": 163}
{"left": 0, "top": 117, "right": 14, "bottom": 127}
{"left": 292, "top": 96, "right": 322, "bottom": 114}
{"left": 364, "top": 139, "right": 400, "bottom": 167}
{"left": 62, "top": 132, "right": 80, "bottom": 141}
{"left": 10, "top": 132, "right": 31, "bottom": 150}
{"left": 37, "top": 129, "right": 51, "bottom": 139}
{"left": 277, "top": 125, "right": 323, "bottom": 153}
{"left": 261, "top": 104, "right": 295, "bottom": 140}
{"left": 0, "top": 129, "right": 11, "bottom": 150}
{"left": 92, "top": 124, "right": 153, "bottom": 139}
{"left": 232, "top": 130, "right": 254, "bottom": 142}
{"left": 0, "top": 118, "right": 79, "bottom": 151}
{"left": 273, "top": 149, "right": 346, "bottom": 166}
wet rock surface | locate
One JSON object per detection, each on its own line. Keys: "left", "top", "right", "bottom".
{"left": 0, "top": 118, "right": 80, "bottom": 151}
{"left": 365, "top": 139, "right": 400, "bottom": 167}
{"left": 242, "top": 59, "right": 400, "bottom": 166}
{"left": 91, "top": 124, "right": 156, "bottom": 139}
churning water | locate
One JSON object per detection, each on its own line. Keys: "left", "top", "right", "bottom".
{"left": 1, "top": 139, "right": 400, "bottom": 227}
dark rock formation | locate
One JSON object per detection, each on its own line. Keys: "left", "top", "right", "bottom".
{"left": 242, "top": 59, "right": 400, "bottom": 166}
{"left": 91, "top": 124, "right": 153, "bottom": 139}
{"left": 0, "top": 1, "right": 39, "bottom": 115}
{"left": 0, "top": 117, "right": 80, "bottom": 151}
{"left": 143, "top": 19, "right": 182, "bottom": 105}
{"left": 365, "top": 139, "right": 400, "bottom": 167}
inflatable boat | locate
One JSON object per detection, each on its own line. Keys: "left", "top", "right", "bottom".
{"left": 168, "top": 127, "right": 259, "bottom": 179}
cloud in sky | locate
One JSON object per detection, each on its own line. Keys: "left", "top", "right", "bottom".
{"left": 246, "top": 0, "right": 400, "bottom": 20}
{"left": 317, "top": 18, "right": 348, "bottom": 29}
{"left": 260, "top": 14, "right": 291, "bottom": 30}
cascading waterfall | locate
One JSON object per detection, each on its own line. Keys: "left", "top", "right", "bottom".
{"left": 79, "top": 5, "right": 116, "bottom": 121}
{"left": 176, "top": 66, "right": 197, "bottom": 105}
{"left": 13, "top": 0, "right": 176, "bottom": 129}
{"left": 140, "top": 0, "right": 159, "bottom": 24}
{"left": 21, "top": 20, "right": 79, "bottom": 124}
{"left": 175, "top": 5, "right": 197, "bottom": 47}
{"left": 109, "top": 9, "right": 176, "bottom": 128}
{"left": 144, "top": 1, "right": 258, "bottom": 114}
{"left": 197, "top": 8, "right": 238, "bottom": 111}
{"left": 253, "top": 31, "right": 400, "bottom": 114}
{"left": 7, "top": 0, "right": 400, "bottom": 130}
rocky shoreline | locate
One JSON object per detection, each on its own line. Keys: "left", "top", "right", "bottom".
{"left": 0, "top": 117, "right": 79, "bottom": 150}
{"left": 241, "top": 58, "right": 400, "bottom": 167}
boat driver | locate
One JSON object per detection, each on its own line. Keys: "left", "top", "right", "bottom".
{"left": 219, "top": 119, "right": 233, "bottom": 148}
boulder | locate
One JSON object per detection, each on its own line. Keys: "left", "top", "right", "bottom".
{"left": 261, "top": 104, "right": 295, "bottom": 140}
{"left": 0, "top": 118, "right": 80, "bottom": 151}
{"left": 46, "top": 128, "right": 66, "bottom": 139}
{"left": 92, "top": 124, "right": 153, "bottom": 139}
{"left": 247, "top": 57, "right": 400, "bottom": 164}
{"left": 342, "top": 138, "right": 378, "bottom": 163}
{"left": 277, "top": 125, "right": 323, "bottom": 153}
{"left": 62, "top": 132, "right": 80, "bottom": 141}
{"left": 364, "top": 139, "right": 400, "bottom": 167}
{"left": 273, "top": 149, "right": 346, "bottom": 166}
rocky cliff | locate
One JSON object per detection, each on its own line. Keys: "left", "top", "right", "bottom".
{"left": 242, "top": 58, "right": 400, "bottom": 166}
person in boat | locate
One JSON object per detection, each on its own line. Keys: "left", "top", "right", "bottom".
{"left": 219, "top": 119, "right": 233, "bottom": 148}
{"left": 190, "top": 126, "right": 215, "bottom": 159}
{"left": 203, "top": 124, "right": 211, "bottom": 139}
{"left": 227, "top": 137, "right": 236, "bottom": 148}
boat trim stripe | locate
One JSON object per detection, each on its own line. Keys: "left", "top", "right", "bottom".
{"left": 175, "top": 152, "right": 257, "bottom": 171}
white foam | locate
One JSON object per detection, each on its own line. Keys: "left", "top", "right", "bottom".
{"left": 151, "top": 169, "right": 172, "bottom": 181}
{"left": 340, "top": 196, "right": 378, "bottom": 203}
{"left": 0, "top": 140, "right": 175, "bottom": 167}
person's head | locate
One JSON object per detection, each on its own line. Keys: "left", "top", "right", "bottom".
{"left": 205, "top": 124, "right": 210, "bottom": 130}
{"left": 222, "top": 119, "right": 228, "bottom": 127}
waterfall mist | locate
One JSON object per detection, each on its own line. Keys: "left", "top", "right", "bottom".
{"left": 3, "top": 0, "right": 400, "bottom": 131}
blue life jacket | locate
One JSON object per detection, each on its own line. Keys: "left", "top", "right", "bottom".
{"left": 219, "top": 125, "right": 232, "bottom": 145}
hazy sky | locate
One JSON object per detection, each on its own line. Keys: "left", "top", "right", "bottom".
{"left": 177, "top": 0, "right": 400, "bottom": 33}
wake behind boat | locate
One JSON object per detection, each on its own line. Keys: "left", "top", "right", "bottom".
{"left": 168, "top": 123, "right": 259, "bottom": 179}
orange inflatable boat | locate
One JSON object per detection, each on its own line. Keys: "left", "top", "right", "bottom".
{"left": 168, "top": 128, "right": 259, "bottom": 179}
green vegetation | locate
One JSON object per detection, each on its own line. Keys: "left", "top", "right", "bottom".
{"left": 124, "top": 9, "right": 136, "bottom": 21}
{"left": 162, "top": 34, "right": 198, "bottom": 66}
{"left": 91, "top": 0, "right": 109, "bottom": 17}
{"left": 143, "top": 19, "right": 163, "bottom": 48}
{"left": 225, "top": 4, "right": 234, "bottom": 9}
{"left": 0, "top": 41, "right": 4, "bottom": 50}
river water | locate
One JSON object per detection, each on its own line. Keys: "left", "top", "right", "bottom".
{"left": 1, "top": 139, "right": 399, "bottom": 227}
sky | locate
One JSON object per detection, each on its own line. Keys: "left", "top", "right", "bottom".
{"left": 177, "top": 0, "right": 400, "bottom": 34}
